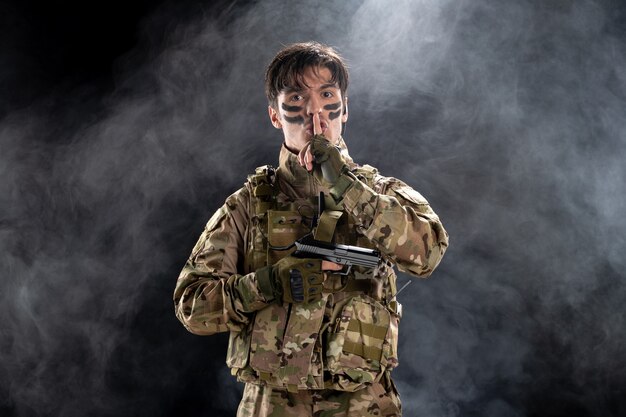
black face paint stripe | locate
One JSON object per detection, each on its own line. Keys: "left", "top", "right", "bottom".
{"left": 329, "top": 110, "right": 342, "bottom": 120}
{"left": 282, "top": 103, "right": 303, "bottom": 112}
{"left": 324, "top": 102, "right": 341, "bottom": 111}
{"left": 284, "top": 115, "right": 305, "bottom": 124}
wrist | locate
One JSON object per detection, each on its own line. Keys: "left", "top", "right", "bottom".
{"left": 330, "top": 171, "right": 356, "bottom": 202}
{"left": 256, "top": 265, "right": 278, "bottom": 303}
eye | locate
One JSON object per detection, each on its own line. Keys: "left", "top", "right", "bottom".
{"left": 322, "top": 91, "right": 334, "bottom": 98}
{"left": 290, "top": 94, "right": 303, "bottom": 102}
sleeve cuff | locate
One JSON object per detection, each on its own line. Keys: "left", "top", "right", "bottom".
{"left": 329, "top": 171, "right": 355, "bottom": 202}
{"left": 255, "top": 266, "right": 276, "bottom": 303}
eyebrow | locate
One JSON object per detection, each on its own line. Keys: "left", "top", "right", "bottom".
{"left": 283, "top": 83, "right": 339, "bottom": 94}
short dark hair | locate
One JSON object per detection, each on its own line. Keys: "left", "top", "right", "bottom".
{"left": 264, "top": 42, "right": 349, "bottom": 108}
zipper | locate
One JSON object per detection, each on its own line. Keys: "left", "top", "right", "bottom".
{"left": 282, "top": 302, "right": 293, "bottom": 339}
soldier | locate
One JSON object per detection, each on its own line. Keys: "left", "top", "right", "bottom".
{"left": 174, "top": 42, "right": 449, "bottom": 416}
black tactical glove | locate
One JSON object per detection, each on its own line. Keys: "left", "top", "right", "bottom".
{"left": 256, "top": 257, "right": 325, "bottom": 304}
{"left": 310, "top": 135, "right": 355, "bottom": 201}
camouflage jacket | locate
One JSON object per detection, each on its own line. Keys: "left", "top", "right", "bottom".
{"left": 174, "top": 138, "right": 449, "bottom": 392}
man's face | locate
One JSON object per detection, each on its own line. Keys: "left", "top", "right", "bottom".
{"left": 268, "top": 66, "right": 348, "bottom": 153}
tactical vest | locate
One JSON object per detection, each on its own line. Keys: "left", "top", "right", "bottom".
{"left": 226, "top": 165, "right": 402, "bottom": 392}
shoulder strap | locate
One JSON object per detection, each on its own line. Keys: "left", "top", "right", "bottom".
{"left": 247, "top": 165, "right": 277, "bottom": 216}
{"left": 245, "top": 165, "right": 278, "bottom": 270}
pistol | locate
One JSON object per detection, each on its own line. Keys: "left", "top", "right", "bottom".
{"left": 293, "top": 235, "right": 380, "bottom": 275}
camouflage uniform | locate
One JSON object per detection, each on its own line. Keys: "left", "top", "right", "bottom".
{"left": 174, "top": 138, "right": 448, "bottom": 416}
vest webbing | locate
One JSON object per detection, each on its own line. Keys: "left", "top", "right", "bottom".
{"left": 246, "top": 164, "right": 381, "bottom": 272}
{"left": 246, "top": 165, "right": 277, "bottom": 270}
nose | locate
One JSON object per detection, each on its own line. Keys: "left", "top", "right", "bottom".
{"left": 306, "top": 95, "right": 323, "bottom": 116}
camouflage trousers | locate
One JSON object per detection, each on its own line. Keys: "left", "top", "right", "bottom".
{"left": 236, "top": 377, "right": 401, "bottom": 417}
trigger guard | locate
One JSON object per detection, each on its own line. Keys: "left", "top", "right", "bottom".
{"left": 336, "top": 264, "right": 352, "bottom": 276}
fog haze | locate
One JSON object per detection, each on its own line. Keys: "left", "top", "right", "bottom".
{"left": 1, "top": 0, "right": 625, "bottom": 416}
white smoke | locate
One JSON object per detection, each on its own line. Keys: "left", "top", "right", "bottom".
{"left": 1, "top": 0, "right": 625, "bottom": 416}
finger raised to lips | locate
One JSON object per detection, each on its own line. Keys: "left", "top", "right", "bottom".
{"left": 313, "top": 113, "right": 322, "bottom": 136}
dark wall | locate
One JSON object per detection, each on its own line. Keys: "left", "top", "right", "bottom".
{"left": 2, "top": 1, "right": 625, "bottom": 416}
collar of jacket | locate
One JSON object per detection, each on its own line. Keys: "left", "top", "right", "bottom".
{"left": 276, "top": 137, "right": 356, "bottom": 198}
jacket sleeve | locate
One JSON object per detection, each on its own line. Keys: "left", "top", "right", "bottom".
{"left": 340, "top": 174, "right": 449, "bottom": 277}
{"left": 173, "top": 187, "right": 272, "bottom": 336}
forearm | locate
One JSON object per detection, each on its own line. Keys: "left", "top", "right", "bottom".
{"left": 174, "top": 267, "right": 229, "bottom": 335}
{"left": 340, "top": 177, "right": 449, "bottom": 277}
{"left": 174, "top": 262, "right": 274, "bottom": 335}
{"left": 306, "top": 133, "right": 448, "bottom": 275}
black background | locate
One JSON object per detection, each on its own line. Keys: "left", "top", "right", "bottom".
{"left": 2, "top": 1, "right": 626, "bottom": 416}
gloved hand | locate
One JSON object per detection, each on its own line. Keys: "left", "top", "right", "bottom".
{"left": 256, "top": 256, "right": 325, "bottom": 304}
{"left": 310, "top": 135, "right": 355, "bottom": 201}
{"left": 310, "top": 135, "right": 347, "bottom": 186}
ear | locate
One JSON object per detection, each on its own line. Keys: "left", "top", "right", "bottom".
{"left": 342, "top": 97, "right": 349, "bottom": 123}
{"left": 268, "top": 105, "right": 282, "bottom": 129}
